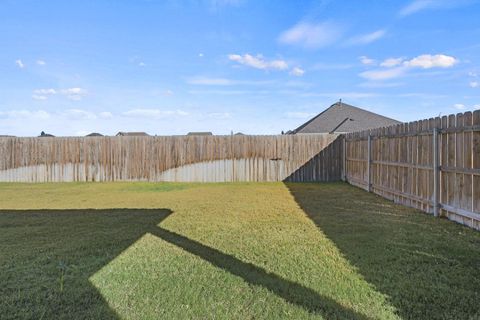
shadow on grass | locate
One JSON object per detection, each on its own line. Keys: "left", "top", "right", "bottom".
{"left": 284, "top": 182, "right": 480, "bottom": 320}
{"left": 150, "top": 227, "right": 369, "bottom": 319}
{"left": 0, "top": 209, "right": 172, "bottom": 320}
{"left": 1, "top": 208, "right": 369, "bottom": 319}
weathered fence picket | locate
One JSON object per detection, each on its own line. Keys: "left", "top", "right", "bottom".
{"left": 345, "top": 110, "right": 480, "bottom": 230}
{"left": 0, "top": 134, "right": 341, "bottom": 183}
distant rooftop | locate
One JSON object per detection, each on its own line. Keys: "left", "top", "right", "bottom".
{"left": 187, "top": 132, "right": 213, "bottom": 136}
{"left": 38, "top": 131, "right": 55, "bottom": 137}
{"left": 116, "top": 132, "right": 149, "bottom": 136}
{"left": 291, "top": 101, "right": 401, "bottom": 134}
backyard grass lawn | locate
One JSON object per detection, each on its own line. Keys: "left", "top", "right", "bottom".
{"left": 0, "top": 182, "right": 479, "bottom": 320}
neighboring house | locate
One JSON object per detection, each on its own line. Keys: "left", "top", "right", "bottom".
{"left": 116, "top": 132, "right": 149, "bottom": 136}
{"left": 38, "top": 131, "right": 55, "bottom": 137}
{"left": 187, "top": 132, "right": 213, "bottom": 136}
{"left": 86, "top": 132, "right": 103, "bottom": 137}
{"left": 290, "top": 101, "right": 401, "bottom": 134}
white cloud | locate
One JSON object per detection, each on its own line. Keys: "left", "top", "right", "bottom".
{"left": 15, "top": 59, "right": 25, "bottom": 68}
{"left": 399, "top": 0, "right": 474, "bottom": 16}
{"left": 199, "top": 53, "right": 204, "bottom": 57}
{"left": 380, "top": 57, "right": 404, "bottom": 67}
{"left": 228, "top": 54, "right": 288, "bottom": 70}
{"left": 34, "top": 88, "right": 57, "bottom": 95}
{"left": 31, "top": 87, "right": 87, "bottom": 101}
{"left": 400, "top": 0, "right": 436, "bottom": 16}
{"left": 278, "top": 21, "right": 343, "bottom": 49}
{"left": 99, "top": 111, "right": 113, "bottom": 119}
{"left": 474, "top": 104, "right": 480, "bottom": 110}
{"left": 454, "top": 103, "right": 466, "bottom": 110}
{"left": 359, "top": 67, "right": 407, "bottom": 80}
{"left": 139, "top": 62, "right": 146, "bottom": 67}
{"left": 122, "top": 109, "right": 189, "bottom": 119}
{"left": 285, "top": 112, "right": 316, "bottom": 119}
{"left": 290, "top": 67, "right": 305, "bottom": 77}
{"left": 64, "top": 109, "right": 97, "bottom": 120}
{"left": 37, "top": 60, "right": 46, "bottom": 66}
{"left": 60, "top": 87, "right": 88, "bottom": 100}
{"left": 345, "top": 29, "right": 386, "bottom": 46}
{"left": 32, "top": 95, "right": 48, "bottom": 100}
{"left": 469, "top": 81, "right": 479, "bottom": 88}
{"left": 359, "top": 54, "right": 458, "bottom": 81}
{"left": 403, "top": 54, "right": 457, "bottom": 69}
{"left": 208, "top": 112, "right": 232, "bottom": 119}
{"left": 359, "top": 56, "right": 376, "bottom": 65}
{"left": 0, "top": 110, "right": 50, "bottom": 120}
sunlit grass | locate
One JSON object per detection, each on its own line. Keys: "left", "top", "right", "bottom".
{"left": 0, "top": 182, "right": 478, "bottom": 319}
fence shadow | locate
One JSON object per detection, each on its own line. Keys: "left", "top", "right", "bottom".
{"left": 0, "top": 208, "right": 172, "bottom": 319}
{"left": 1, "top": 208, "right": 369, "bottom": 319}
{"left": 284, "top": 182, "right": 480, "bottom": 320}
{"left": 150, "top": 227, "right": 369, "bottom": 319}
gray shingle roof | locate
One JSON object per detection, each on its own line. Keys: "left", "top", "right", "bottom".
{"left": 187, "top": 132, "right": 213, "bottom": 136}
{"left": 116, "top": 132, "right": 149, "bottom": 136}
{"left": 292, "top": 102, "right": 401, "bottom": 134}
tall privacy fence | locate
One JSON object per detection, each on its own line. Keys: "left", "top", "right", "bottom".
{"left": 0, "top": 134, "right": 340, "bottom": 183}
{"left": 1, "top": 110, "right": 479, "bottom": 230}
{"left": 344, "top": 110, "right": 480, "bottom": 230}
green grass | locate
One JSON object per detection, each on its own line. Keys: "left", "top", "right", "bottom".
{"left": 0, "top": 182, "right": 478, "bottom": 319}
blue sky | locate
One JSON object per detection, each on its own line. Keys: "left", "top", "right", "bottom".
{"left": 1, "top": 0, "right": 480, "bottom": 136}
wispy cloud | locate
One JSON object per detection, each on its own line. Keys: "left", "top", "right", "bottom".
{"left": 228, "top": 54, "right": 288, "bottom": 70}
{"left": 208, "top": 112, "right": 232, "bottom": 119}
{"left": 99, "top": 111, "right": 113, "bottom": 119}
{"left": 31, "top": 87, "right": 88, "bottom": 101}
{"left": 278, "top": 21, "right": 343, "bottom": 49}
{"left": 399, "top": 0, "right": 475, "bottom": 16}
{"left": 122, "top": 109, "right": 189, "bottom": 119}
{"left": 63, "top": 109, "right": 97, "bottom": 120}
{"left": 15, "top": 59, "right": 25, "bottom": 68}
{"left": 34, "top": 88, "right": 57, "bottom": 95}
{"left": 0, "top": 109, "right": 50, "bottom": 120}
{"left": 187, "top": 77, "right": 234, "bottom": 85}
{"left": 345, "top": 29, "right": 386, "bottom": 46}
{"left": 36, "top": 60, "right": 46, "bottom": 66}
{"left": 290, "top": 67, "right": 305, "bottom": 77}
{"left": 32, "top": 95, "right": 48, "bottom": 101}
{"left": 359, "top": 56, "right": 376, "bottom": 65}
{"left": 380, "top": 57, "right": 404, "bottom": 67}
{"left": 186, "top": 76, "right": 277, "bottom": 86}
{"left": 470, "top": 81, "right": 479, "bottom": 88}
{"left": 60, "top": 88, "right": 88, "bottom": 101}
{"left": 453, "top": 103, "right": 466, "bottom": 110}
{"left": 359, "top": 54, "right": 458, "bottom": 80}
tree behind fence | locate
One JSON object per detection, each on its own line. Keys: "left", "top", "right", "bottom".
{"left": 344, "top": 110, "right": 480, "bottom": 230}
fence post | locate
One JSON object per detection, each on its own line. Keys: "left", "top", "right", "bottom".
{"left": 367, "top": 133, "right": 372, "bottom": 192}
{"left": 342, "top": 135, "right": 347, "bottom": 181}
{"left": 433, "top": 127, "right": 440, "bottom": 217}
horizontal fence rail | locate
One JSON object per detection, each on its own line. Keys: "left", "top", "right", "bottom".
{"left": 344, "top": 110, "right": 480, "bottom": 230}
{"left": 0, "top": 134, "right": 341, "bottom": 183}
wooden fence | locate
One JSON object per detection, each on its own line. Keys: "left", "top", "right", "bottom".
{"left": 344, "top": 110, "right": 480, "bottom": 230}
{"left": 0, "top": 134, "right": 340, "bottom": 183}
